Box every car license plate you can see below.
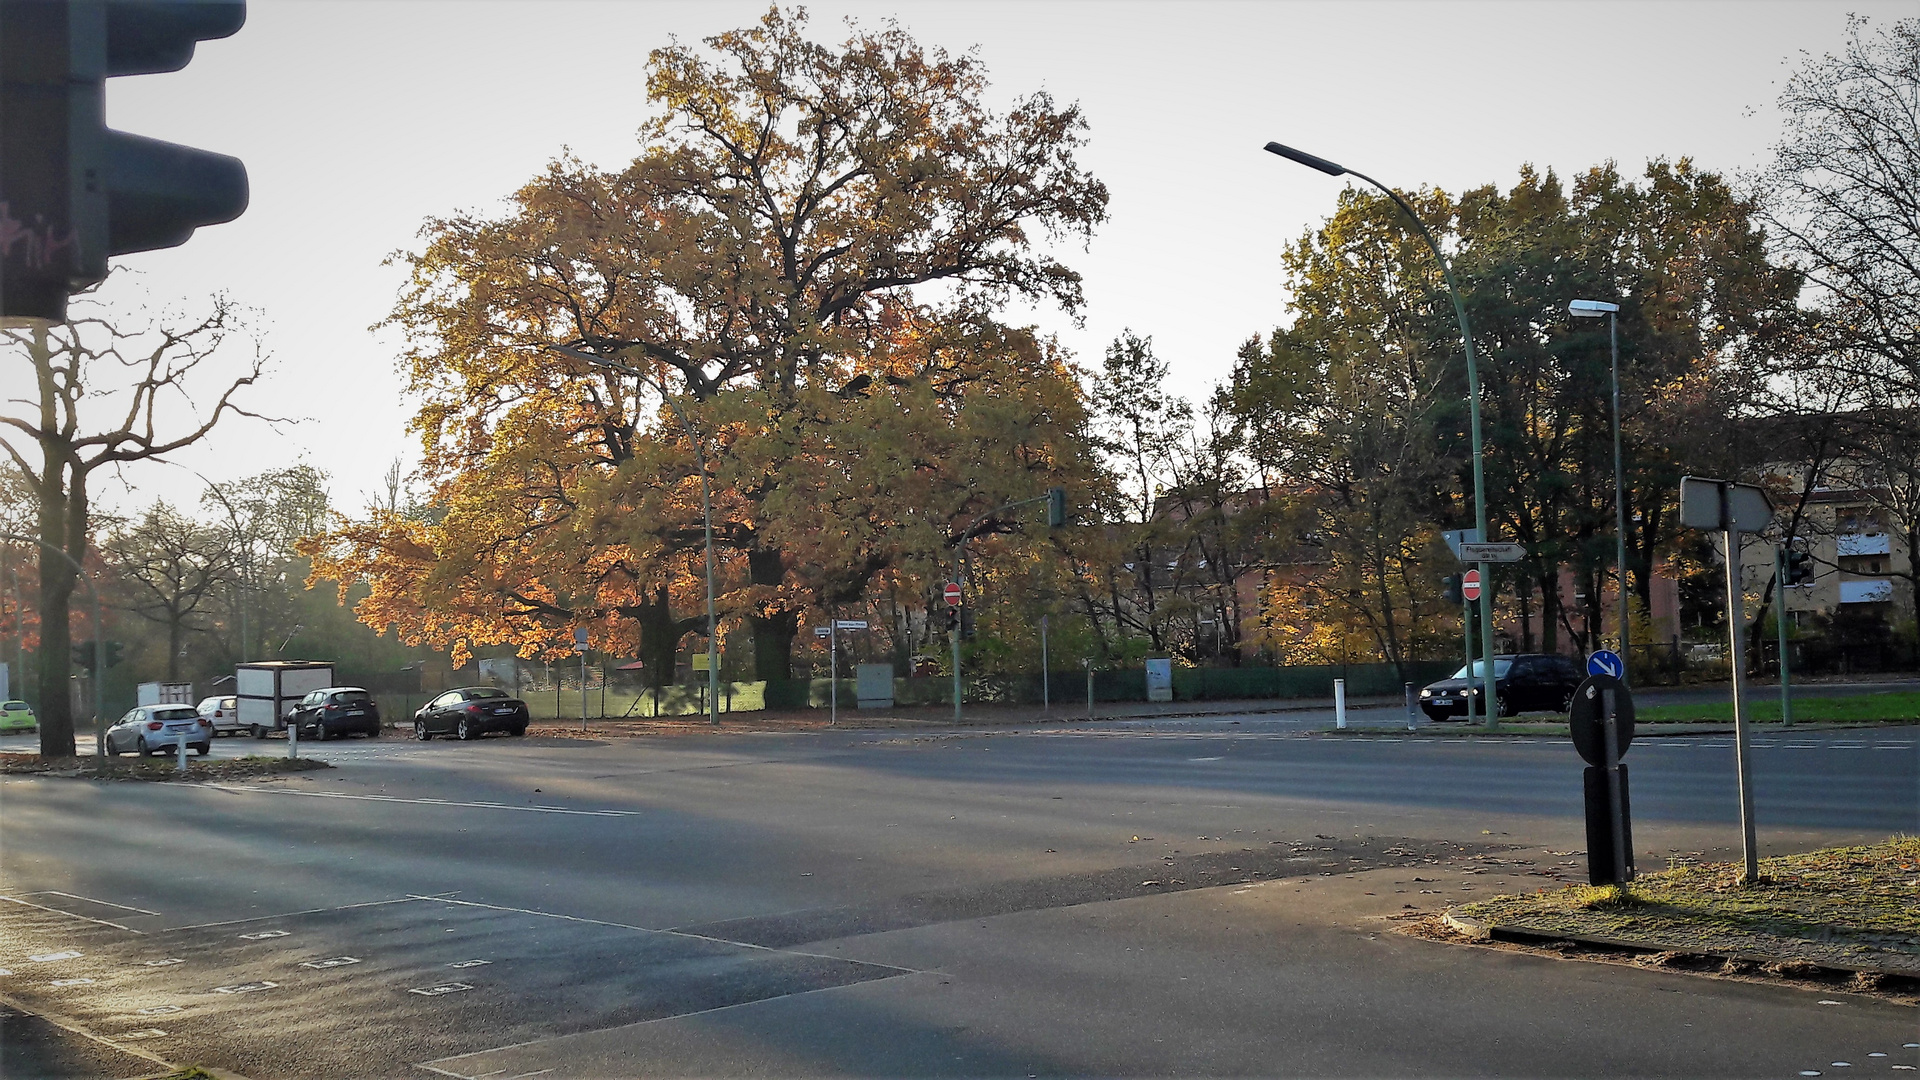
[1433,697,1451,704]
[344,710,363,716]
[494,707,513,714]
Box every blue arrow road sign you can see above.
[1587,650,1625,678]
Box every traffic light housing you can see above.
[1785,549,1814,587]
[1,0,249,322]
[1046,486,1067,528]
[944,607,959,633]
[71,638,122,672]
[1442,574,1464,606]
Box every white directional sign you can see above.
[1457,542,1527,563]
[813,626,832,638]
[834,620,869,630]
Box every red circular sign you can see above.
[1462,569,1482,601]
[944,582,963,606]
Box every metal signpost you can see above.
[1462,570,1485,724]
[822,620,868,727]
[1679,475,1774,882]
[944,582,964,721]
[573,627,589,732]
[1569,672,1636,884]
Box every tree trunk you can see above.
[34,454,77,758]
[746,547,796,680]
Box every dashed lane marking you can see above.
[408,982,474,997]
[26,951,82,963]
[212,980,277,994]
[2,896,141,933]
[207,785,641,817]
[21,891,158,916]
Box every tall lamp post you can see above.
[1264,142,1498,721]
[1569,299,1629,672]
[546,343,721,727]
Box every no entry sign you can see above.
[1462,569,1482,601]
[944,582,963,606]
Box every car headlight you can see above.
[1419,689,1432,698]
[1465,687,1479,695]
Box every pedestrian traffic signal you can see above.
[1047,487,1067,528]
[1442,574,1464,606]
[1784,549,1814,587]
[944,607,959,633]
[1,0,249,322]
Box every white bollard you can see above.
[1334,678,1347,729]
[176,729,188,772]
[1405,682,1418,731]
[288,716,298,759]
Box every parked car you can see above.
[105,704,210,756]
[195,695,243,737]
[1419,653,1583,721]
[0,700,36,735]
[284,687,383,741]
[413,686,530,741]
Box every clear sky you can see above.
[75,0,1906,515]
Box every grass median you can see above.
[1447,837,1920,983]
[1636,689,1920,724]
[0,753,331,781]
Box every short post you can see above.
[829,621,839,729]
[288,713,298,759]
[176,729,188,773]
[1334,678,1347,729]
[1084,659,1094,720]
[1601,685,1630,883]
[1725,519,1759,882]
[1404,682,1417,731]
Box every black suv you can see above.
[285,687,383,740]
[1419,653,1582,721]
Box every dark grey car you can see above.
[1419,653,1582,721]
[413,686,530,740]
[285,687,383,740]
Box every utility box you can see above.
[236,661,334,737]
[137,681,195,707]
[855,664,895,709]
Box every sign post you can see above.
[574,627,589,732]
[825,620,868,727]
[1570,673,1636,885]
[945,581,964,722]
[1462,569,1486,725]
[1679,475,1773,882]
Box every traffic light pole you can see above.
[949,488,1067,725]
[1776,545,1792,727]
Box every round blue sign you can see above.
[1587,650,1625,679]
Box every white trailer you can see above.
[137,681,195,706]
[236,661,334,738]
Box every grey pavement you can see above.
[1,716,1914,1078]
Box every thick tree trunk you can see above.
[34,465,76,758]
[746,547,797,680]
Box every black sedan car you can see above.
[414,686,530,740]
[1418,653,1582,721]
[285,687,383,740]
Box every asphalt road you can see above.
[1,717,1914,1079]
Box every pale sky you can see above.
[71,0,1906,515]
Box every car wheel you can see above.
[106,737,122,757]
[194,743,209,756]
[457,717,473,741]
[1496,692,1516,718]
[137,737,150,757]
[311,722,328,742]
[511,724,527,737]
[1556,689,1575,713]
[415,719,431,741]
[251,724,265,739]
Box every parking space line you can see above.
[207,785,641,817]
[167,894,425,932]
[0,989,172,1067]
[23,891,159,916]
[0,895,142,934]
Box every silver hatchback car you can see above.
[196,695,243,737]
[106,704,211,756]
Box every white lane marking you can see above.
[136,1005,181,1015]
[49,978,94,987]
[1829,743,1868,749]
[239,930,289,941]
[23,891,159,916]
[168,894,427,932]
[0,969,11,976]
[1872,745,1912,750]
[28,951,82,963]
[213,981,277,994]
[116,1028,167,1040]
[1187,756,1223,762]
[143,958,184,967]
[448,959,491,969]
[300,956,360,969]
[208,785,640,817]
[1,896,140,933]
[409,982,474,996]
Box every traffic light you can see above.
[1442,574,1464,606]
[944,607,959,633]
[1046,486,1067,528]
[1,0,249,322]
[70,638,122,672]
[1785,549,1815,587]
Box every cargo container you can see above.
[236,661,334,738]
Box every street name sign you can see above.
[1457,542,1526,563]
[835,620,869,630]
[813,626,832,638]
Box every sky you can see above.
[47,0,1910,516]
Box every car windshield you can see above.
[153,706,199,721]
[467,688,508,700]
[3,701,27,710]
[1450,660,1514,680]
[331,690,373,704]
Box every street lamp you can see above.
[1264,141,1498,721]
[1570,298,1628,671]
[545,343,721,727]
